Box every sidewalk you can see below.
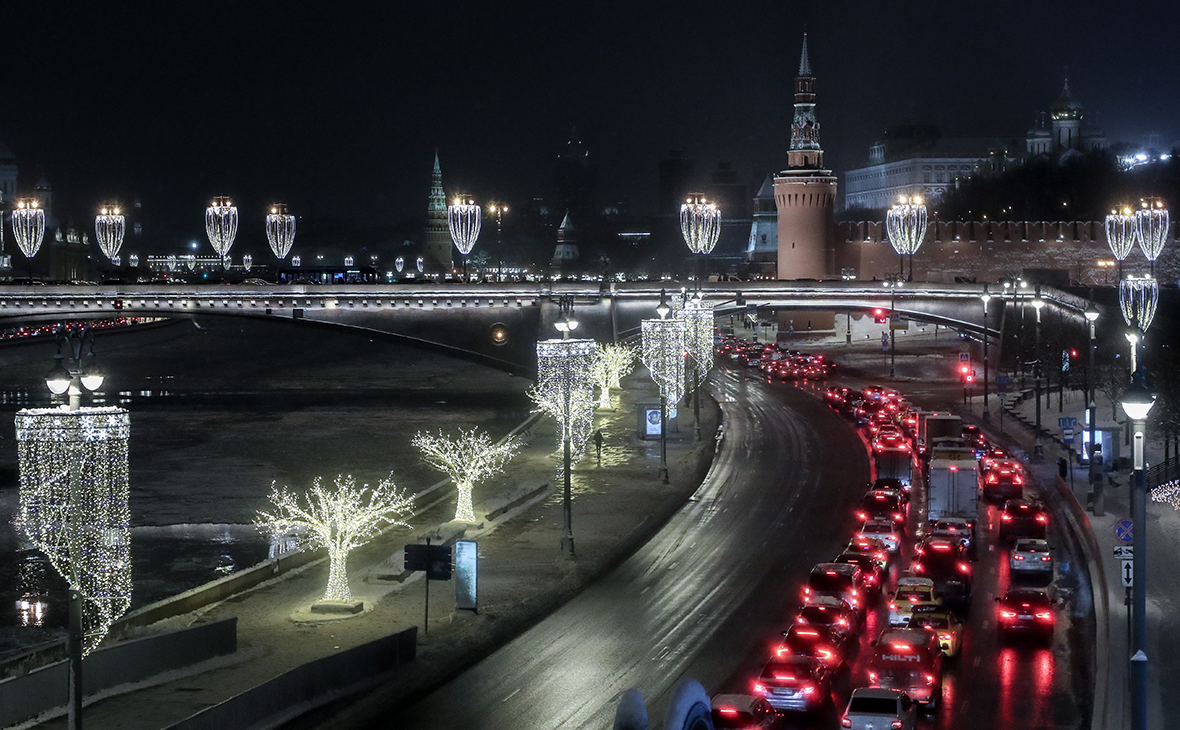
[28,369,721,730]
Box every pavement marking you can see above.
[502,689,521,703]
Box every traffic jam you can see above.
[711,338,1064,730]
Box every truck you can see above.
[917,413,962,459]
[875,448,914,488]
[925,443,979,529]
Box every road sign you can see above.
[996,374,1010,393]
[405,542,453,580]
[960,343,969,352]
[1115,519,1134,545]
[1121,560,1134,588]
[890,312,909,331]
[1058,417,1078,430]
[881,332,889,351]
[1113,546,1134,559]
[998,392,1007,404]
[1063,428,1075,444]
[958,352,970,362]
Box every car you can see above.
[856,491,907,531]
[1010,538,1053,575]
[961,424,989,457]
[999,499,1049,541]
[872,429,912,455]
[872,476,909,497]
[912,536,973,608]
[776,624,846,670]
[982,467,1025,503]
[793,595,858,644]
[833,551,886,594]
[867,628,944,708]
[841,688,918,730]
[872,483,910,507]
[804,563,865,613]
[858,518,902,553]
[238,277,271,285]
[929,517,975,557]
[711,694,778,728]
[888,578,938,627]
[906,602,965,657]
[996,588,1055,642]
[753,655,833,713]
[845,536,891,570]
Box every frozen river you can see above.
[0,316,533,656]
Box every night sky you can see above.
[2,1,1178,250]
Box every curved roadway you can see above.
[382,369,871,728]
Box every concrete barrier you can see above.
[165,626,416,730]
[481,481,552,522]
[0,618,237,728]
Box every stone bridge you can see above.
[0,282,1093,377]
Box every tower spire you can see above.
[428,149,446,213]
[788,34,823,169]
[798,33,812,77]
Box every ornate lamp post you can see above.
[1032,287,1046,457]
[1120,370,1156,730]
[94,204,125,266]
[206,197,238,269]
[882,274,904,377]
[536,298,596,555]
[1084,302,1102,514]
[447,196,481,282]
[642,290,685,483]
[1106,206,1137,279]
[886,195,928,281]
[680,194,721,286]
[13,198,46,278]
[981,284,992,421]
[266,203,296,260]
[1134,197,1168,277]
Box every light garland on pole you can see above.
[205,197,238,263]
[680,194,720,284]
[590,343,638,409]
[886,195,928,281]
[682,295,714,387]
[1106,206,1137,278]
[1119,274,1159,372]
[17,406,131,656]
[255,474,414,603]
[266,203,296,260]
[95,204,126,264]
[412,427,522,523]
[1135,198,1169,277]
[643,291,686,481]
[447,196,481,282]
[13,198,46,260]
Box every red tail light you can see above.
[868,671,878,682]
[842,719,852,728]
[1001,513,1013,521]
[893,512,904,521]
[958,561,971,573]
[891,721,904,730]
[1000,609,1016,619]
[889,601,898,610]
[1036,514,1048,524]
[802,684,817,695]
[1041,555,1052,561]
[912,562,924,573]
[753,681,766,694]
[718,707,738,716]
[1036,611,1053,621]
[1014,555,1025,560]
[925,673,936,685]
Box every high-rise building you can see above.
[774,33,837,281]
[422,150,451,275]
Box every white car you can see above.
[1010,538,1053,574]
[888,577,937,627]
[841,688,917,730]
[858,519,901,553]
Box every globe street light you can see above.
[1032,287,1046,457]
[94,204,126,266]
[447,196,481,282]
[1120,368,1156,730]
[1106,206,1137,279]
[13,198,45,279]
[886,195,928,281]
[1134,197,1168,277]
[1084,301,1102,515]
[206,197,238,269]
[680,194,721,286]
[266,203,296,260]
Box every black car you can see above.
[999,499,1049,541]
[856,490,907,531]
[996,588,1054,642]
[912,536,973,608]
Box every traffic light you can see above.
[959,364,975,383]
[874,308,888,324]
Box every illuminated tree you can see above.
[590,343,638,408]
[412,428,522,522]
[255,474,413,603]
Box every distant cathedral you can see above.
[1025,76,1107,158]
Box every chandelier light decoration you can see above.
[589,343,638,409]
[1119,275,1159,333]
[886,195,928,280]
[111,256,121,267]
[94,204,126,263]
[344,256,354,267]
[292,255,302,267]
[16,406,131,655]
[1134,198,1169,274]
[395,256,405,273]
[255,474,414,603]
[416,256,424,273]
[532,338,598,465]
[186,255,197,271]
[242,253,253,271]
[680,194,721,255]
[1105,206,1137,273]
[412,428,523,523]
[167,255,178,272]
[205,197,239,259]
[265,203,296,260]
[12,198,46,260]
[682,295,715,388]
[642,317,688,408]
[447,196,482,256]
[129,254,139,268]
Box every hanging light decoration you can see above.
[111,256,121,267]
[12,198,46,260]
[1134,197,1169,274]
[344,256,354,267]
[682,295,715,387]
[242,253,253,271]
[167,255,178,272]
[222,255,232,269]
[642,317,688,408]
[886,195,928,280]
[1105,206,1137,270]
[186,255,196,271]
[680,194,721,255]
[265,203,296,260]
[16,406,131,656]
[447,196,482,256]
[292,255,302,267]
[1119,275,1159,333]
[416,256,424,273]
[534,338,598,464]
[205,196,238,259]
[129,254,139,268]
[94,204,126,263]
[395,256,405,273]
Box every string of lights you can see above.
[13,198,46,260]
[94,205,126,263]
[205,197,239,259]
[265,204,296,260]
[412,428,523,523]
[255,474,414,603]
[1151,479,1180,510]
[533,338,597,466]
[1119,275,1159,332]
[1135,198,1169,265]
[16,406,131,655]
[590,343,638,409]
[642,317,687,406]
[1106,207,1137,263]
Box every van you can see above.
[868,628,944,709]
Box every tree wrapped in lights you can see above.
[532,338,598,465]
[886,196,928,280]
[13,198,46,260]
[205,196,238,260]
[16,406,131,655]
[1152,479,1180,510]
[412,427,522,522]
[1106,207,1137,276]
[447,196,481,281]
[95,205,126,263]
[255,474,413,603]
[266,203,296,260]
[590,343,638,409]
[1135,198,1169,275]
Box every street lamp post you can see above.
[1120,370,1156,730]
[981,284,992,421]
[1085,301,1102,515]
[1032,287,1045,458]
[841,268,856,344]
[883,274,903,377]
[642,290,684,484]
